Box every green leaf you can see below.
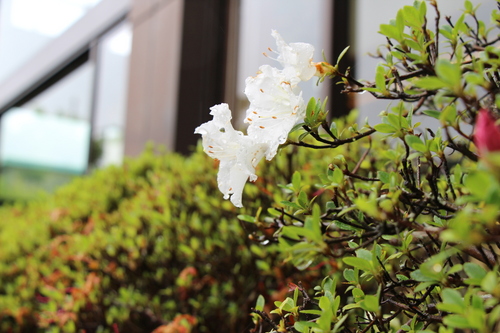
[237,214,256,223]
[297,190,309,209]
[255,295,265,311]
[405,135,427,153]
[374,123,397,134]
[464,263,487,285]
[379,24,402,41]
[422,110,441,119]
[360,294,379,313]
[438,288,465,314]
[336,46,350,65]
[292,171,302,192]
[343,257,372,272]
[293,321,313,333]
[375,65,388,94]
[443,315,471,329]
[329,121,338,138]
[403,5,423,29]
[343,268,357,283]
[281,200,303,210]
[481,271,498,293]
[413,77,447,90]
[440,104,457,124]
[435,59,462,88]
[355,248,373,262]
[410,269,439,282]
[279,297,295,312]
[332,167,344,185]
[378,171,390,184]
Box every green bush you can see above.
[0,144,333,333]
[242,1,500,332]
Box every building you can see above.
[0,0,493,200]
[0,0,349,200]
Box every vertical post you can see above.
[330,0,354,118]
[175,0,230,154]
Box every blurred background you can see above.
[0,0,494,201]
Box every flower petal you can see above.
[271,30,316,81]
[244,65,305,160]
[195,103,267,207]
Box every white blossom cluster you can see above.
[195,31,318,207]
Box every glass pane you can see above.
[93,21,132,167]
[0,62,94,200]
[235,0,332,126]
[353,0,497,124]
[0,0,102,83]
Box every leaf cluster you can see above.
[247,1,500,332]
[0,144,334,333]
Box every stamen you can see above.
[247,118,253,121]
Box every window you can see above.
[0,0,132,200]
[234,0,332,126]
[0,0,102,84]
[0,62,94,200]
[92,21,132,167]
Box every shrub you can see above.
[0,144,333,333]
[228,1,500,332]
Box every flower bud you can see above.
[474,108,500,181]
[474,108,500,155]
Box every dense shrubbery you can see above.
[3,1,500,333]
[0,143,335,333]
[244,1,500,332]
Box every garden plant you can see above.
[195,0,500,332]
[1,1,500,333]
[0,143,336,332]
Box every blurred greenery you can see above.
[0,143,333,333]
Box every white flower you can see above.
[271,30,316,82]
[244,65,305,160]
[194,103,267,207]
[195,31,319,207]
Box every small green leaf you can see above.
[378,171,390,184]
[481,271,498,293]
[375,65,388,94]
[292,171,302,192]
[405,135,427,153]
[297,191,309,209]
[413,77,447,90]
[336,46,350,65]
[360,294,379,313]
[464,263,487,285]
[435,59,462,88]
[237,214,256,223]
[422,110,441,119]
[443,315,471,329]
[374,123,397,134]
[343,257,372,272]
[255,295,265,311]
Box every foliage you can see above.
[248,1,500,332]
[0,144,333,333]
